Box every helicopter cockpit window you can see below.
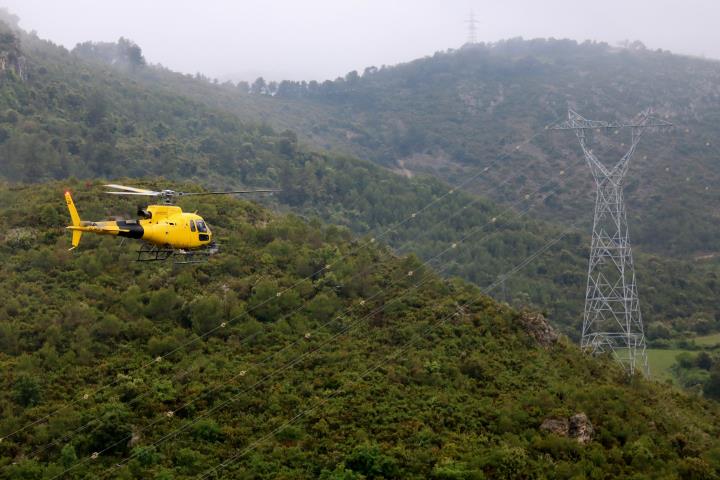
[190,220,196,232]
[196,220,208,233]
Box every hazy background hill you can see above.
[125,38,720,260]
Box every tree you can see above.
[696,352,713,370]
[705,367,720,400]
[248,280,301,323]
[191,419,223,442]
[13,376,41,406]
[251,77,267,95]
[132,445,159,467]
[85,91,108,127]
[118,37,145,69]
[345,70,360,84]
[319,465,364,480]
[0,322,19,354]
[363,66,378,76]
[306,292,341,322]
[145,288,180,321]
[60,444,78,468]
[92,314,123,341]
[190,295,224,335]
[175,448,205,475]
[345,444,399,478]
[236,80,249,93]
[87,403,133,454]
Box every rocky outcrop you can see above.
[0,30,25,80]
[540,413,594,444]
[0,52,25,79]
[539,417,569,436]
[128,428,142,448]
[519,311,558,347]
[569,413,594,445]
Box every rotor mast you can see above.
[550,109,672,375]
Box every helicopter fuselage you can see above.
[65,193,213,250]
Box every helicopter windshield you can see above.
[196,220,208,233]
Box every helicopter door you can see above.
[189,220,197,245]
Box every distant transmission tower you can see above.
[466,11,478,44]
[550,109,672,375]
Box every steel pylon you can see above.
[550,109,672,375]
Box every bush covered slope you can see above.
[1,182,720,479]
[0,21,718,338]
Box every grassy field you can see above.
[647,349,687,383]
[648,335,720,383]
[694,332,720,347]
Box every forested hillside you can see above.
[0,18,719,339]
[2,182,720,479]
[129,38,720,259]
[1,8,720,478]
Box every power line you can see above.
[5,128,548,453]
[88,175,569,479]
[197,223,577,479]
[19,140,543,462]
[0,135,529,445]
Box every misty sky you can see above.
[3,0,719,81]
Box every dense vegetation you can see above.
[649,334,720,396]
[672,350,720,398]
[2,182,720,479]
[0,18,718,339]
[135,37,720,260]
[0,8,719,477]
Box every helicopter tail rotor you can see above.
[64,191,83,250]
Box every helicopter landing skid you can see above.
[136,244,174,262]
[136,243,218,264]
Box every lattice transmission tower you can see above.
[550,109,672,375]
[466,11,478,44]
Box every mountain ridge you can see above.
[1,181,720,478]
[130,37,720,259]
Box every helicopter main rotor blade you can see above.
[104,191,159,196]
[178,189,281,196]
[104,184,160,195]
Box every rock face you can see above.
[569,413,594,445]
[540,413,594,444]
[128,428,141,448]
[540,418,569,436]
[519,311,558,347]
[0,30,25,80]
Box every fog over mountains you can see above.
[3,0,720,81]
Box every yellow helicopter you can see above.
[65,184,278,263]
